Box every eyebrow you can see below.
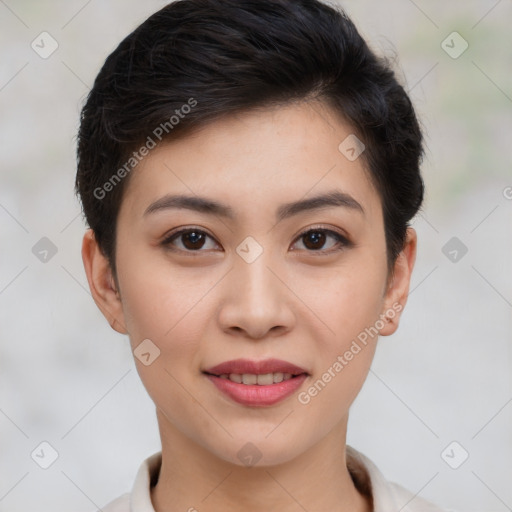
[143,190,365,222]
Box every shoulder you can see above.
[96,452,162,512]
[381,480,449,512]
[346,445,450,512]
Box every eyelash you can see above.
[160,225,352,255]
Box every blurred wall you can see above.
[0,1,511,510]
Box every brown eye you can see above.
[161,228,220,252]
[292,228,350,253]
[180,231,207,250]
[303,231,327,250]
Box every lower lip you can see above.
[205,373,308,407]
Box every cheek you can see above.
[295,256,385,404]
[117,251,214,345]
[300,255,386,342]
[116,257,212,416]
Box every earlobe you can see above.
[81,229,128,335]
[379,227,417,336]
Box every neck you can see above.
[150,409,372,512]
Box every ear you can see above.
[81,229,128,335]
[378,227,417,336]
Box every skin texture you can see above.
[82,101,417,512]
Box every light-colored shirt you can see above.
[99,446,450,512]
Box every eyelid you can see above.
[294,224,350,242]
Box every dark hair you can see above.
[75,0,424,277]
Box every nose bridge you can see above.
[217,237,294,338]
[234,239,281,309]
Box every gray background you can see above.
[0,1,511,511]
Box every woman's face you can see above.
[84,101,415,466]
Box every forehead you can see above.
[118,102,382,223]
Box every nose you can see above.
[217,250,296,340]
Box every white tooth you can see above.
[273,372,284,383]
[242,374,257,385]
[229,373,242,383]
[220,374,229,379]
[257,373,274,385]
[283,373,292,381]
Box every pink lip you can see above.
[203,358,309,407]
[205,373,308,407]
[204,358,308,376]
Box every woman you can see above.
[76,0,448,510]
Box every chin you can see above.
[205,432,309,469]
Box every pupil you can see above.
[185,232,204,249]
[305,231,325,250]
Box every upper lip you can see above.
[203,358,309,376]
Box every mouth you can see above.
[202,358,309,406]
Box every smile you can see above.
[203,358,310,407]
